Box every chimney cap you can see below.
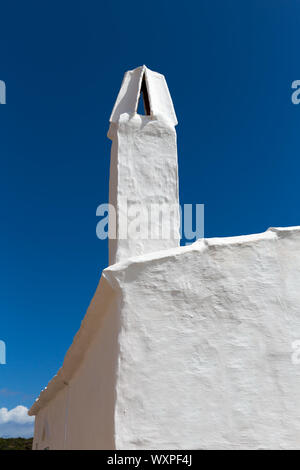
[109,65,177,126]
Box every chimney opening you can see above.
[137,73,151,116]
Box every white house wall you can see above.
[32,226,300,449]
[33,387,68,450]
[33,294,119,450]
[29,64,300,450]
[65,297,119,450]
[105,227,300,450]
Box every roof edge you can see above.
[29,225,300,415]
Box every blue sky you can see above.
[1,0,300,436]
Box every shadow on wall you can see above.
[32,278,120,450]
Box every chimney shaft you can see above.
[108,66,180,265]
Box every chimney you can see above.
[108,65,180,265]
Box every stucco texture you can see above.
[106,227,300,449]
[30,65,300,449]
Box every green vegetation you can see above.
[0,437,33,450]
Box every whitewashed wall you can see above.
[30,64,300,449]
[105,227,300,450]
[33,293,119,450]
[33,227,300,449]
[108,65,180,265]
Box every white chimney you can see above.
[108,65,180,265]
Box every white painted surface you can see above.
[108,65,180,265]
[108,113,180,265]
[110,65,177,126]
[31,227,300,449]
[32,284,119,450]
[30,65,300,450]
[101,227,300,449]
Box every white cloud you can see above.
[0,406,35,438]
[0,406,34,425]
